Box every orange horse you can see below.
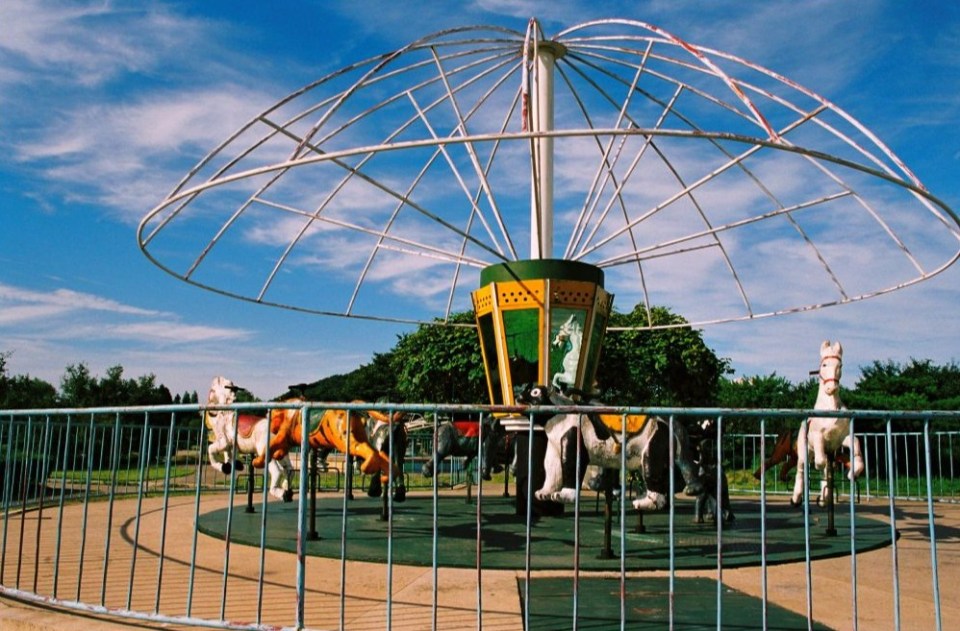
[753,428,854,482]
[267,402,405,500]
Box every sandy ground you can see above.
[1,488,956,630]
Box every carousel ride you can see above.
[140,18,960,563]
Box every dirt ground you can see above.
[1,489,956,630]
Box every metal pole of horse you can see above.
[308,450,319,540]
[825,456,837,536]
[246,455,255,513]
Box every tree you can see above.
[285,352,399,402]
[59,363,99,408]
[0,353,58,409]
[716,373,817,433]
[390,311,488,404]
[598,305,731,406]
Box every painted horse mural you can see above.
[267,403,406,502]
[790,340,865,506]
[205,376,293,501]
[551,314,583,391]
[518,385,705,512]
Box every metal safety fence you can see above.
[1,402,958,630]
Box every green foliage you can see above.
[599,305,731,406]
[390,311,487,404]
[716,374,819,433]
[59,363,172,409]
[288,352,399,402]
[0,352,58,409]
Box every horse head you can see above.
[205,376,239,431]
[817,340,843,396]
[552,314,582,347]
[208,376,237,406]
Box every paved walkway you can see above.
[1,489,957,630]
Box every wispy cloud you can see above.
[0,282,250,344]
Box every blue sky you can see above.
[2,1,959,400]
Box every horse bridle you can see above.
[810,354,842,385]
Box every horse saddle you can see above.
[236,414,263,439]
[591,413,649,438]
[452,419,481,438]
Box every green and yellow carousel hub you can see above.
[472,259,613,406]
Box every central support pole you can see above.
[529,40,564,259]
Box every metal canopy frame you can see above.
[139,18,960,329]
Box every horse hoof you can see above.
[394,488,406,503]
[221,463,232,475]
[234,461,245,473]
[283,490,293,503]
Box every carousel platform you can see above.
[197,491,891,572]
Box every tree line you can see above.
[4,305,960,432]
[0,352,193,411]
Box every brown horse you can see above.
[267,402,405,501]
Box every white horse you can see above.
[205,376,293,501]
[551,315,583,390]
[790,341,865,506]
[520,385,703,512]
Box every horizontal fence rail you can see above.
[1,402,958,630]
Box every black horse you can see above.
[421,415,510,481]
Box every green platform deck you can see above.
[197,492,891,572]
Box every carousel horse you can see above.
[267,402,406,502]
[552,314,583,391]
[421,415,510,481]
[753,427,855,486]
[363,412,408,500]
[790,340,865,506]
[205,376,293,501]
[518,385,705,512]
[688,419,734,525]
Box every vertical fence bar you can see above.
[523,410,535,631]
[668,414,676,631]
[52,414,74,598]
[100,412,122,606]
[475,411,484,631]
[155,411,176,613]
[186,408,206,618]
[923,418,943,630]
[620,412,627,631]
[30,415,52,594]
[848,417,858,631]
[256,411,271,626]
[339,406,350,631]
[715,414,724,631]
[759,417,768,631]
[219,404,244,621]
[126,412,151,609]
[14,416,35,589]
[799,418,813,630]
[571,418,581,631]
[295,403,311,630]
[76,413,96,601]
[0,417,16,585]
[885,418,901,630]
[431,410,439,631]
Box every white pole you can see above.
[530,42,560,259]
